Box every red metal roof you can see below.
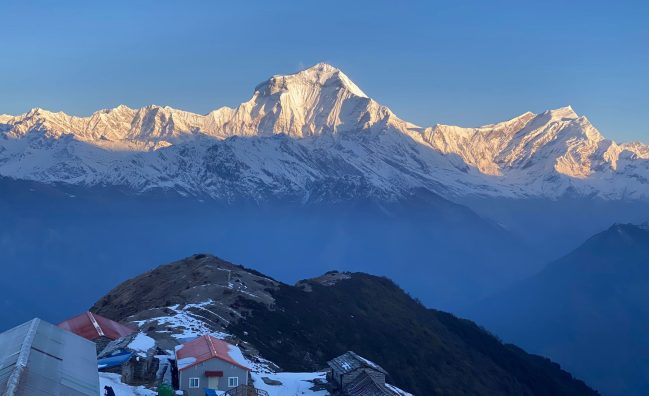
[57,311,135,341]
[175,335,250,372]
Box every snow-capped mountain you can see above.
[424,106,649,199]
[1,62,648,201]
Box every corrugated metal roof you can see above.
[174,335,249,372]
[327,351,388,376]
[344,370,397,396]
[58,311,135,341]
[0,318,99,396]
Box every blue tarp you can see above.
[203,389,224,396]
[97,351,133,369]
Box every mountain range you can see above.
[2,63,649,202]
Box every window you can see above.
[189,378,200,388]
[228,377,239,387]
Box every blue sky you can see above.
[1,1,647,141]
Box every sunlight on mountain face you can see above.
[2,63,649,202]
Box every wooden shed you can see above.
[327,351,401,396]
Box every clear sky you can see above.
[1,1,647,142]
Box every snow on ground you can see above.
[128,332,155,356]
[99,372,155,396]
[251,372,329,396]
[132,300,230,340]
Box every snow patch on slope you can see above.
[127,333,155,357]
[133,301,230,340]
[251,372,329,396]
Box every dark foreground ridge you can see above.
[93,254,597,395]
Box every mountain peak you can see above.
[303,62,340,73]
[27,107,47,116]
[255,62,368,99]
[545,105,578,120]
[113,104,133,112]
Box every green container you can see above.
[157,383,175,396]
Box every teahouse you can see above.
[175,335,250,395]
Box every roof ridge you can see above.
[86,311,105,337]
[206,335,218,358]
[5,318,40,396]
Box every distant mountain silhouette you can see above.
[469,223,649,395]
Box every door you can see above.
[208,376,219,389]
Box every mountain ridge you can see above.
[91,253,598,396]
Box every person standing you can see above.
[104,385,116,396]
